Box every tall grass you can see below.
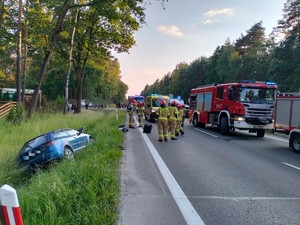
[0,109,126,225]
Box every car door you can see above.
[67,129,88,152]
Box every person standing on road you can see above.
[156,100,169,142]
[168,101,178,140]
[176,104,185,136]
[127,99,137,128]
[137,102,145,127]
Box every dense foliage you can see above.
[141,0,300,102]
[0,0,168,116]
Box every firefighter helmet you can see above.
[171,101,177,106]
[160,100,166,107]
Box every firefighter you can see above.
[127,99,137,128]
[168,101,178,140]
[137,102,145,127]
[176,104,185,136]
[156,100,169,142]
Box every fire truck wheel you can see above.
[256,129,265,137]
[292,137,300,153]
[193,115,199,127]
[220,117,229,135]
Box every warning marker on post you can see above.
[0,184,24,225]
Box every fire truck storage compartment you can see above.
[196,92,212,111]
[274,96,300,132]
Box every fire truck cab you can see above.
[189,80,277,137]
[128,95,144,105]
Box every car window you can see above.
[66,129,78,136]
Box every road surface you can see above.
[118,115,300,225]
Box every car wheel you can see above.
[292,137,300,153]
[64,147,74,160]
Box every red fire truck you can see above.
[188,80,277,137]
[273,93,300,153]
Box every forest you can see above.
[141,0,300,103]
[0,0,169,116]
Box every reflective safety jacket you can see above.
[127,103,137,114]
[156,107,169,120]
[137,106,144,116]
[177,108,184,120]
[168,106,178,120]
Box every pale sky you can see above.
[113,0,286,97]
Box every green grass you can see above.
[0,109,126,225]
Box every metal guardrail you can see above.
[0,101,17,118]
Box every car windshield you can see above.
[152,98,170,107]
[152,99,160,107]
[239,88,275,104]
[135,97,144,103]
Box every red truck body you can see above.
[274,95,300,133]
[189,80,277,137]
[273,94,300,153]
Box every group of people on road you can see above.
[127,99,145,128]
[156,100,185,142]
[127,98,185,142]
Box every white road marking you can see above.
[194,128,218,138]
[187,196,300,200]
[134,119,206,225]
[265,135,289,143]
[282,162,300,171]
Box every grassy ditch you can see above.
[0,109,125,225]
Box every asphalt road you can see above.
[118,114,300,225]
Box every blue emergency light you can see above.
[265,81,277,85]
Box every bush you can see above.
[6,105,25,125]
[42,96,65,113]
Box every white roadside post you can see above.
[115,108,119,120]
[0,184,24,225]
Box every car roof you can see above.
[26,128,74,141]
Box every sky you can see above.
[113,0,287,97]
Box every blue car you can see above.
[17,127,95,169]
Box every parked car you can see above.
[17,127,95,169]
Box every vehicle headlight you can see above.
[234,116,245,121]
[151,109,156,113]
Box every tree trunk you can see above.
[64,2,79,114]
[22,0,29,104]
[0,0,5,29]
[28,0,71,117]
[75,53,87,114]
[16,0,22,104]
